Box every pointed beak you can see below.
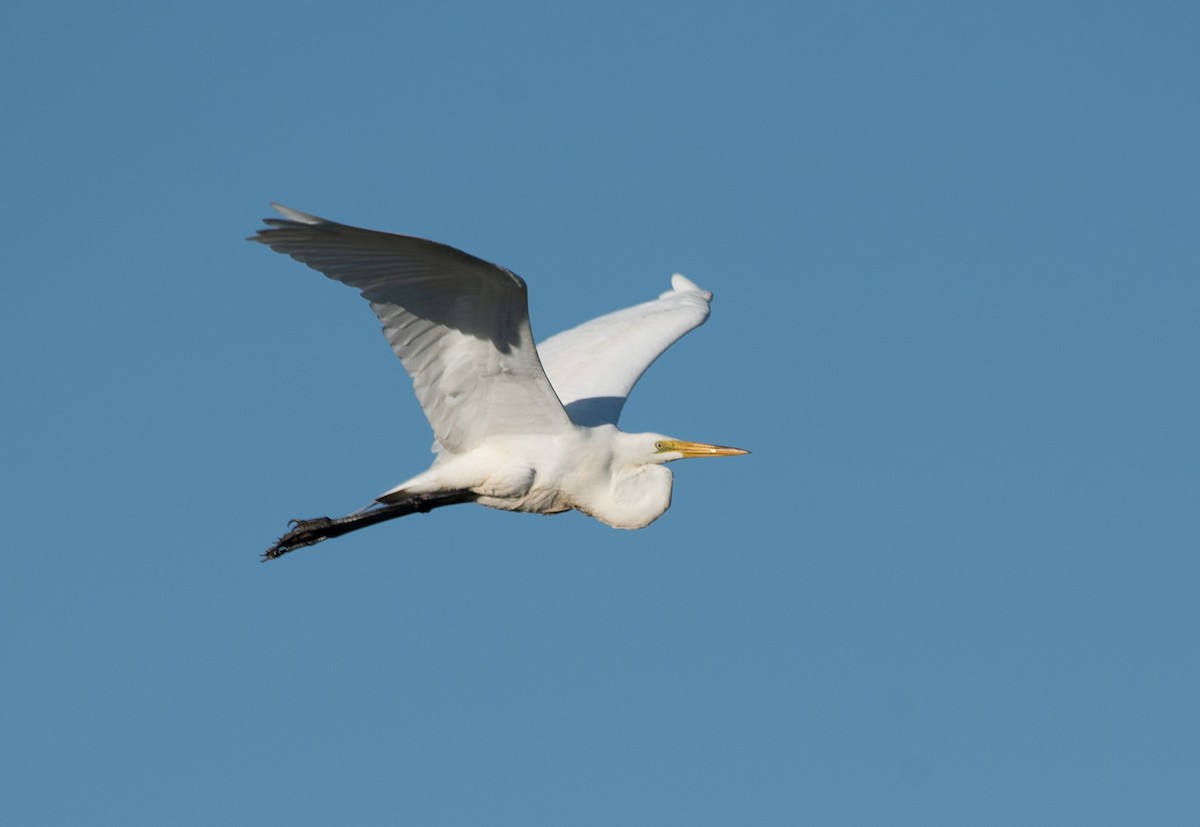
[660,439,750,459]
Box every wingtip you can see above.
[268,203,324,224]
[247,203,327,244]
[667,273,712,301]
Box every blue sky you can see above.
[3,1,1197,823]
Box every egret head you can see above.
[600,433,749,529]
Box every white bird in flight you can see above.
[251,204,748,560]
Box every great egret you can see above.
[251,204,747,560]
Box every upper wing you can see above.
[536,274,712,427]
[250,204,570,453]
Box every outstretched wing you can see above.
[251,204,570,453]
[536,274,712,427]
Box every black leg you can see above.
[263,491,477,561]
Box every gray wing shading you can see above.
[536,275,713,427]
[250,204,570,453]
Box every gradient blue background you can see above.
[3,1,1197,823]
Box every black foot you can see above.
[263,517,334,561]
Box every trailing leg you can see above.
[263,491,477,561]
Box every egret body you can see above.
[251,205,747,559]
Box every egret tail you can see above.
[263,491,478,561]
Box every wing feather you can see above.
[250,204,569,452]
[537,275,712,426]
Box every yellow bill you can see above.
[656,439,750,459]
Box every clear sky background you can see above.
[2,1,1197,823]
